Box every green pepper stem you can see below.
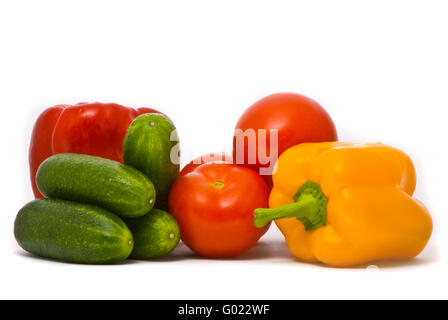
[253,180,327,231]
[254,195,318,227]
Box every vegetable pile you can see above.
[17,108,180,264]
[14,94,433,267]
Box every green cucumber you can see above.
[124,209,180,259]
[14,199,133,264]
[36,153,155,218]
[123,113,179,209]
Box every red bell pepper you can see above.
[29,102,159,198]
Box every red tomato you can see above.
[180,152,232,176]
[233,93,337,183]
[168,162,270,258]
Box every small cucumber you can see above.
[36,153,155,218]
[14,199,133,264]
[123,113,180,209]
[124,209,180,259]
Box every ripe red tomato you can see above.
[233,93,337,183]
[168,162,270,258]
[180,152,232,176]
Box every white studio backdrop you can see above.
[0,0,447,299]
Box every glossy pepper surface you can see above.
[254,142,433,267]
[29,102,159,198]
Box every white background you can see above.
[0,0,447,299]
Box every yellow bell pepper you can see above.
[254,142,432,267]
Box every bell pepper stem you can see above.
[253,180,327,231]
[254,195,317,227]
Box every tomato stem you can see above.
[212,180,225,190]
